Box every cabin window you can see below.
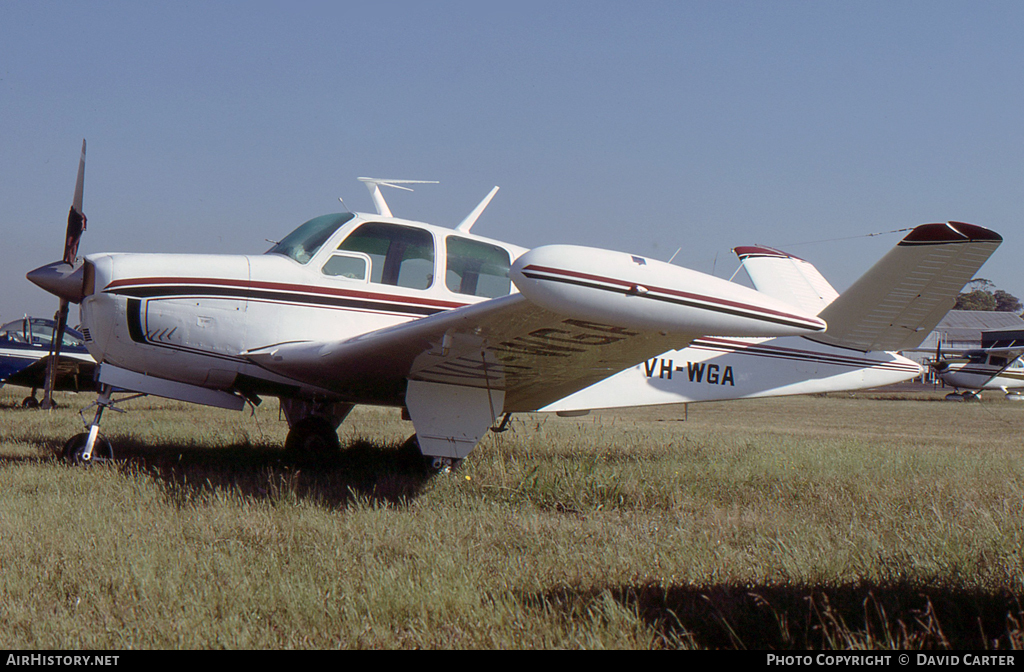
[336,222,435,289]
[444,236,512,298]
[267,213,356,264]
[321,252,369,281]
[989,356,1008,368]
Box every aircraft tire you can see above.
[285,416,341,460]
[62,433,113,465]
[21,397,39,409]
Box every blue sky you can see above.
[2,1,1022,322]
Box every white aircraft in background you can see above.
[545,222,1003,412]
[930,330,1024,401]
[27,144,1002,468]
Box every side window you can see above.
[321,252,369,281]
[445,236,512,298]
[336,222,435,290]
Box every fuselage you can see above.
[80,212,526,405]
[543,335,921,411]
[936,351,1024,392]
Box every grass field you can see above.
[1,385,1022,649]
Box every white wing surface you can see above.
[810,222,1002,352]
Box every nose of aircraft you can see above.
[27,260,86,303]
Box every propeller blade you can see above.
[41,140,87,410]
[63,139,87,265]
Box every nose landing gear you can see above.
[61,384,133,465]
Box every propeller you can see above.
[39,140,87,410]
[927,334,951,375]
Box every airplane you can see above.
[26,144,1002,469]
[0,316,97,408]
[542,222,1003,412]
[930,330,1024,401]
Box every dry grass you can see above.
[0,385,1022,648]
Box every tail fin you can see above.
[734,245,839,315]
[737,222,1002,352]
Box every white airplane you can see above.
[931,331,1024,401]
[544,222,1003,412]
[27,145,1001,468]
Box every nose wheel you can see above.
[62,432,113,464]
[61,384,129,465]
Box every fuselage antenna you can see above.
[357,178,439,218]
[456,186,499,233]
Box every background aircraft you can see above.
[0,316,96,407]
[930,328,1024,400]
[26,146,1001,469]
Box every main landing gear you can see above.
[280,398,352,463]
[284,415,342,460]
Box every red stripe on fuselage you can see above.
[521,264,824,328]
[691,337,919,371]
[104,276,470,310]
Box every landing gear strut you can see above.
[62,384,120,464]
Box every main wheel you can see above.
[285,416,341,461]
[62,433,114,465]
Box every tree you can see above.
[954,290,997,311]
[994,290,1023,313]
[953,278,1022,313]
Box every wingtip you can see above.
[900,222,1002,245]
[733,245,807,262]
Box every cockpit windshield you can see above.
[266,213,356,264]
[0,318,86,348]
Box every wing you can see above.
[244,292,686,413]
[809,222,1002,352]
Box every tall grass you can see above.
[0,386,1022,648]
